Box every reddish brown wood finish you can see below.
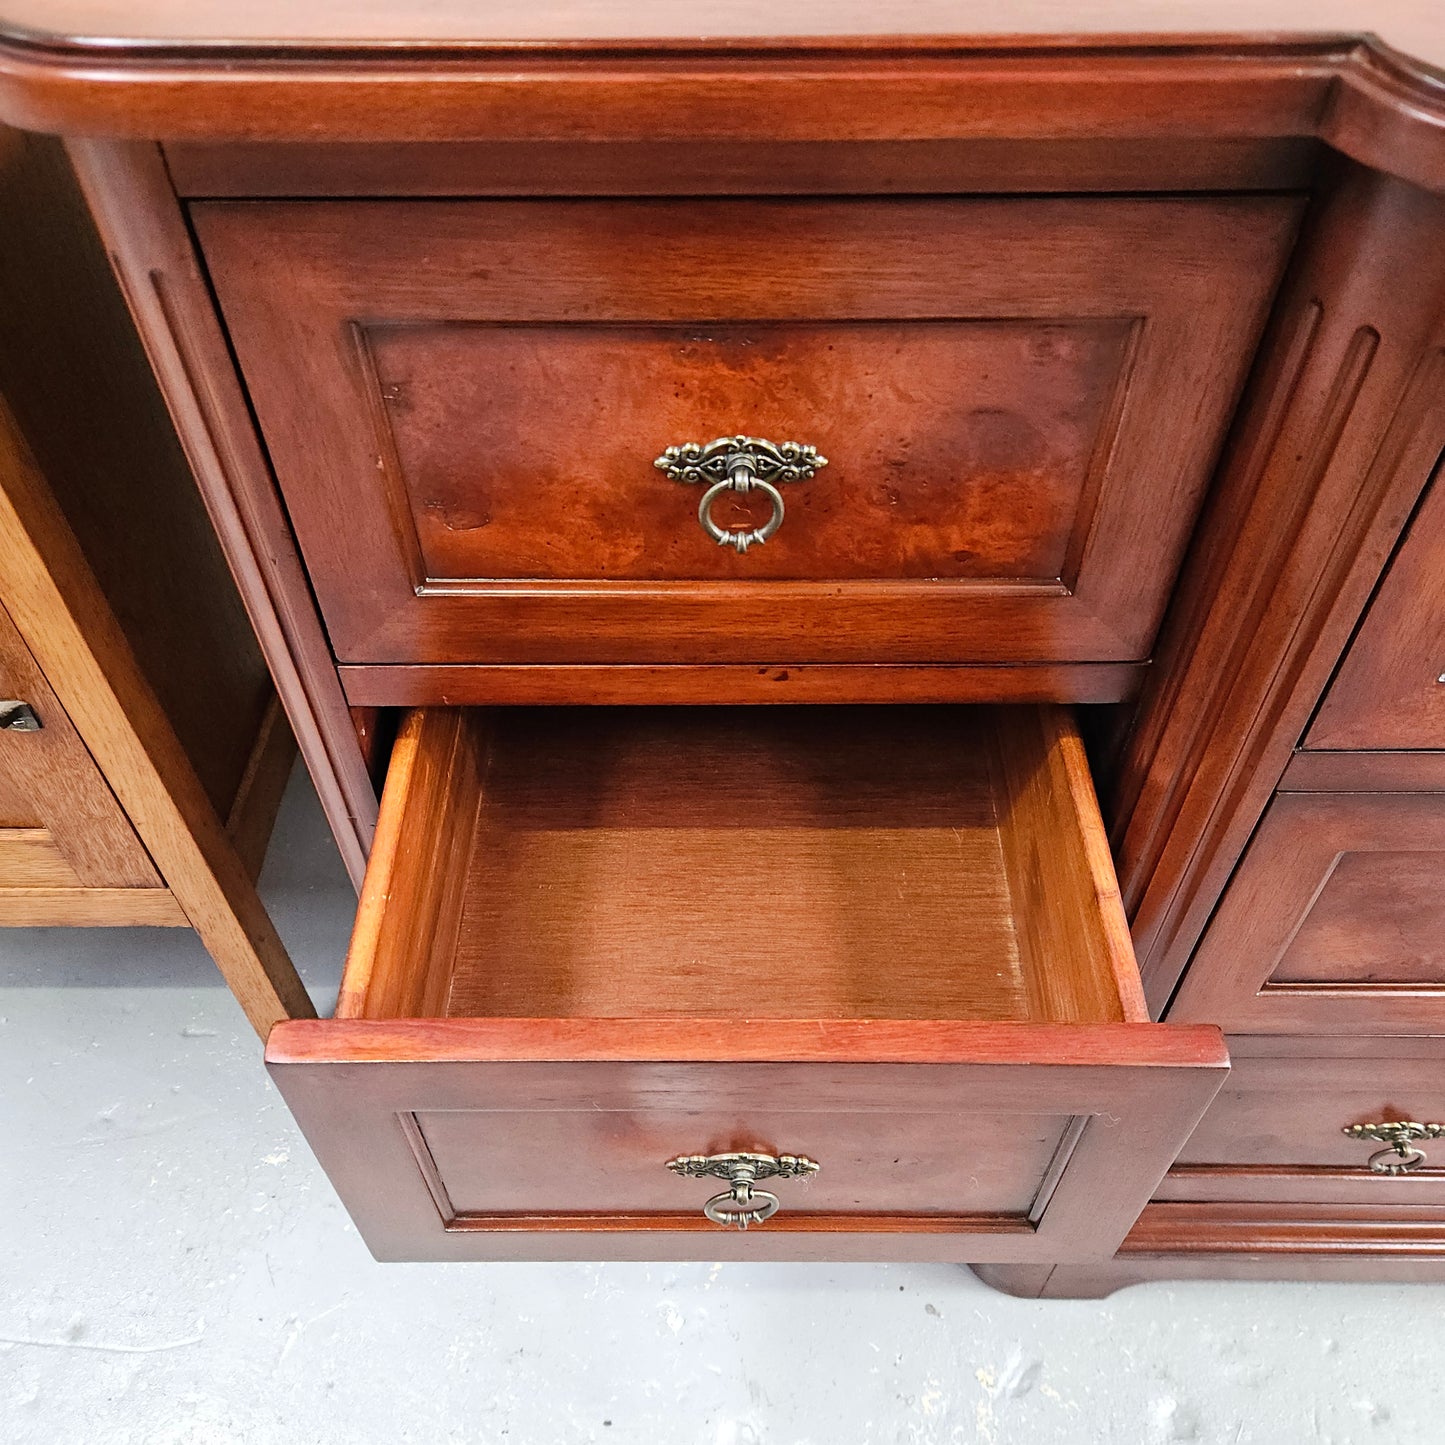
[1169,790,1445,1034]
[975,1206,1445,1295]
[1157,1043,1445,1205]
[194,195,1296,672]
[1109,163,1445,1015]
[20,8,1445,1282]
[1306,462,1445,751]
[339,662,1146,707]
[0,29,1442,198]
[64,139,377,886]
[978,1037,1445,1293]
[265,702,1223,1261]
[163,136,1323,200]
[268,1018,1226,1262]
[1279,749,1445,792]
[343,706,1145,1027]
[371,318,1130,585]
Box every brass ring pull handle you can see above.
[654,435,827,555]
[666,1151,820,1231]
[1343,1121,1445,1174]
[696,474,786,554]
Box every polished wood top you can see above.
[0,2,1442,195]
[0,0,1438,68]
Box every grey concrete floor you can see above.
[2,768,1444,1444]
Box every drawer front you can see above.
[1307,462,1445,751]
[1156,1044,1445,1206]
[194,196,1298,670]
[267,1019,1226,1263]
[1170,791,1445,1034]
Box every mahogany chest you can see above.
[3,1,1442,1290]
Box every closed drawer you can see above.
[1170,790,1445,1035]
[1307,462,1445,751]
[195,196,1298,679]
[266,705,1225,1262]
[1156,1040,1445,1206]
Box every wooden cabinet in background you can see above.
[0,127,311,1033]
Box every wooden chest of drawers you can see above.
[6,1,1445,1283]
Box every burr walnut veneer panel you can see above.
[195,196,1298,672]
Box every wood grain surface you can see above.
[194,195,1297,668]
[339,705,1142,1026]
[1107,164,1445,1015]
[0,128,275,822]
[65,138,378,886]
[267,1018,1226,1261]
[1158,1044,1445,1206]
[337,662,1147,707]
[0,592,160,888]
[1,27,1443,202]
[1307,461,1445,751]
[0,386,313,1030]
[1168,790,1445,1034]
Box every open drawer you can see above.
[266,706,1226,1262]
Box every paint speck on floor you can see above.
[2,769,1444,1444]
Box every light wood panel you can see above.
[339,706,1142,1026]
[0,593,159,888]
[0,388,313,1031]
[0,886,186,926]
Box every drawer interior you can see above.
[337,704,1147,1027]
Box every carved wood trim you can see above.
[62,138,376,887]
[1110,163,1445,1014]
[0,39,1444,194]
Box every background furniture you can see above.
[0,127,311,1034]
[1,3,1441,1285]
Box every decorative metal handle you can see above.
[1343,1121,1445,1174]
[654,435,827,554]
[0,700,41,732]
[666,1151,820,1230]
